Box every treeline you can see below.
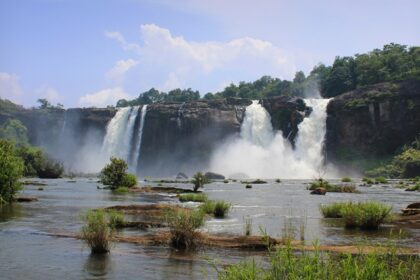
[0,119,64,179]
[117,43,419,106]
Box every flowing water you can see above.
[0,179,418,279]
[132,105,148,171]
[210,99,333,178]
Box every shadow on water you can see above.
[83,254,112,279]
[0,203,23,222]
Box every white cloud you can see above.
[106,24,297,93]
[78,87,133,108]
[35,86,62,103]
[0,72,23,103]
[106,59,139,83]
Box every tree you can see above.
[99,157,137,189]
[0,119,28,146]
[37,98,52,109]
[191,172,210,192]
[15,145,44,177]
[0,140,24,203]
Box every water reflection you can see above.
[0,203,22,222]
[83,254,112,279]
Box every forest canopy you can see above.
[117,43,419,106]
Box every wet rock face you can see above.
[138,99,251,176]
[138,97,308,176]
[326,80,420,163]
[261,96,308,145]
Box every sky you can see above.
[0,0,419,108]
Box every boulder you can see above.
[402,202,420,216]
[204,172,225,180]
[310,188,326,195]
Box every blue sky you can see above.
[1,0,419,108]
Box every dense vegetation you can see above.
[218,243,420,280]
[0,118,64,178]
[99,157,137,190]
[117,43,419,106]
[367,136,420,178]
[81,209,115,254]
[0,140,24,203]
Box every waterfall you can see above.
[294,99,330,171]
[101,107,133,161]
[177,102,186,128]
[132,105,148,171]
[210,99,331,178]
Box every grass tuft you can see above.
[179,193,208,202]
[80,209,112,254]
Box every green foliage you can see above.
[99,157,137,190]
[218,244,420,279]
[107,209,125,228]
[309,179,358,193]
[198,199,231,218]
[321,201,392,230]
[213,200,231,218]
[375,177,388,184]
[0,119,28,145]
[275,179,281,183]
[179,193,207,202]
[341,177,352,182]
[0,140,24,203]
[37,157,64,178]
[241,179,267,184]
[244,217,252,236]
[80,209,113,254]
[36,98,63,110]
[191,172,210,192]
[113,187,129,193]
[166,208,205,250]
[15,145,44,177]
[320,202,347,218]
[116,43,420,106]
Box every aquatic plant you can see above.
[244,217,252,236]
[245,184,252,189]
[178,193,208,202]
[80,209,112,254]
[321,201,393,230]
[107,209,125,228]
[166,208,205,250]
[213,200,231,218]
[114,187,129,193]
[375,176,388,184]
[218,243,420,279]
[309,179,358,193]
[241,179,267,184]
[223,179,229,183]
[275,179,281,183]
[341,176,352,182]
[199,200,216,215]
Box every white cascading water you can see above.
[210,99,331,178]
[132,104,148,171]
[122,106,139,161]
[101,107,132,161]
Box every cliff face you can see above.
[326,80,420,164]
[138,97,307,175]
[0,97,307,175]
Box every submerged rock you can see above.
[310,188,326,195]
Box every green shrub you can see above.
[199,200,215,215]
[213,200,231,218]
[405,183,420,192]
[191,172,210,192]
[15,145,44,177]
[0,140,24,204]
[166,208,204,250]
[99,157,137,190]
[375,177,388,184]
[320,202,347,218]
[179,193,207,202]
[121,173,137,188]
[80,209,112,254]
[223,179,229,183]
[245,184,252,189]
[241,179,267,184]
[341,177,352,182]
[309,179,358,193]
[275,179,281,183]
[107,209,125,228]
[321,201,393,230]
